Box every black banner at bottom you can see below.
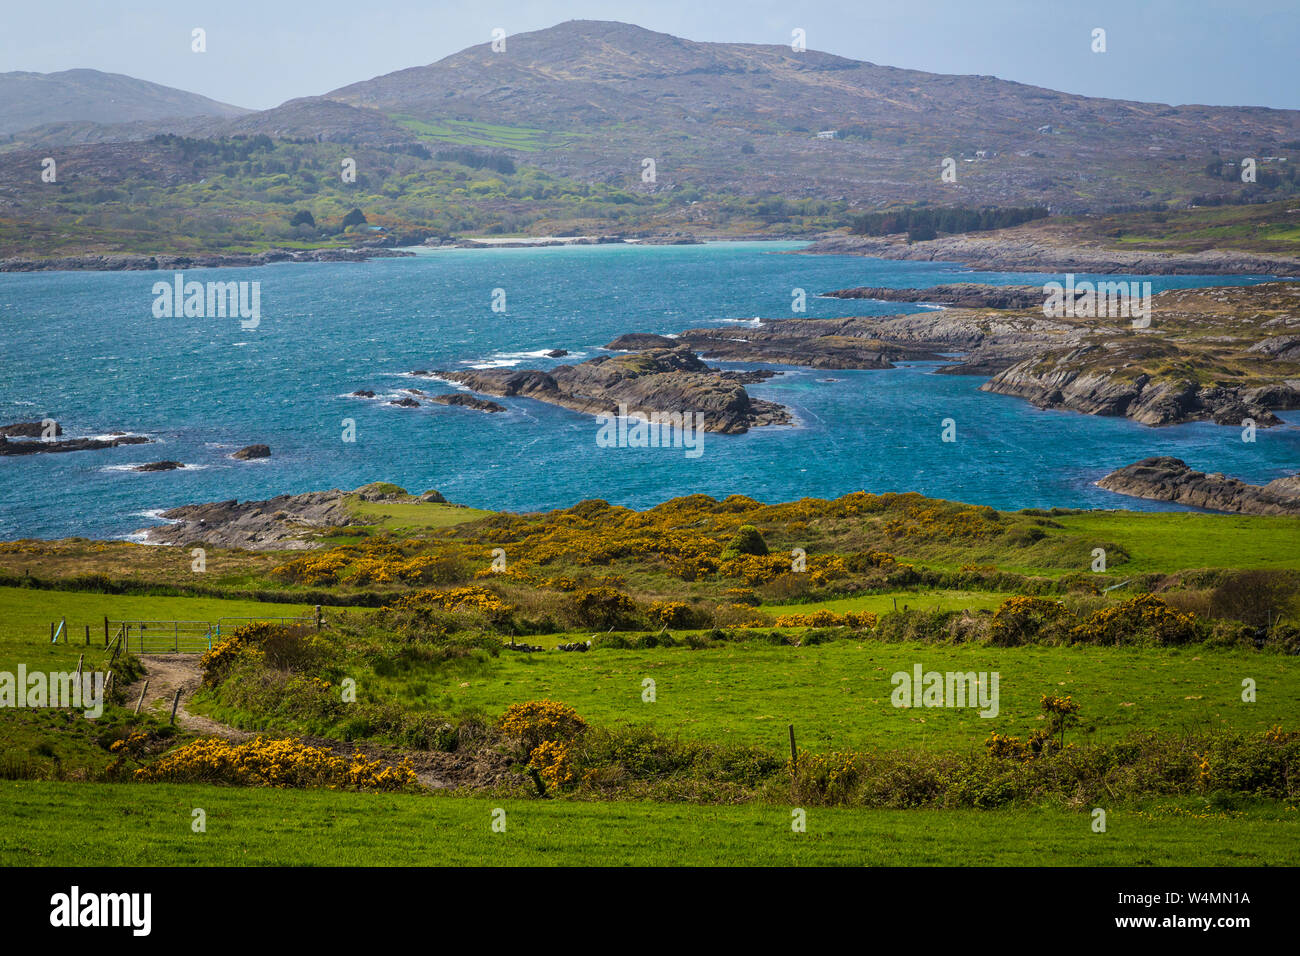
[0,865,1277,942]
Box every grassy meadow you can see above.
[0,489,1296,866]
[2,781,1295,867]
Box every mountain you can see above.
[320,19,1300,210]
[0,68,249,137]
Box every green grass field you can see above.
[0,585,321,654]
[198,638,1298,751]
[1045,512,1300,575]
[2,781,1294,866]
[345,498,497,531]
[761,589,1014,616]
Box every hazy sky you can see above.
[2,0,1297,112]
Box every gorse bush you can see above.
[134,736,416,791]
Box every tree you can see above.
[341,207,367,229]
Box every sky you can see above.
[1,0,1297,112]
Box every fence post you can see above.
[315,605,322,631]
[84,625,89,646]
[788,724,797,770]
[133,680,149,716]
[170,688,182,725]
[49,622,54,643]
[104,616,109,647]
[174,621,179,653]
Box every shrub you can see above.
[1071,594,1202,646]
[722,525,769,558]
[498,700,587,754]
[134,737,416,791]
[648,601,709,629]
[566,586,637,630]
[988,596,1075,647]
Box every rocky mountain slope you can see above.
[319,20,1300,211]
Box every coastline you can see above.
[795,233,1300,277]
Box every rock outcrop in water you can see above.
[429,394,506,413]
[1,421,62,438]
[821,284,1053,310]
[430,346,789,433]
[1099,457,1300,515]
[232,444,271,460]
[0,432,150,456]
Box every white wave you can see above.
[719,317,762,327]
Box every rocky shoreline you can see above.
[608,282,1300,428]
[799,234,1300,276]
[1099,457,1300,515]
[139,483,470,550]
[0,247,414,273]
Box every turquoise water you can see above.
[0,241,1295,540]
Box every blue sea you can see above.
[1,241,1296,540]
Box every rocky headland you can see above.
[426,346,789,434]
[139,482,422,550]
[1099,457,1300,515]
[607,282,1300,428]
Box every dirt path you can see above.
[128,655,513,791]
[130,655,254,740]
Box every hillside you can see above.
[4,20,1300,260]
[0,68,249,138]
[324,19,1300,210]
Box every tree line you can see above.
[849,206,1049,240]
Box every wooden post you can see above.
[315,605,322,631]
[133,680,149,716]
[104,616,109,647]
[788,723,797,769]
[84,625,89,646]
[49,622,55,643]
[103,670,114,699]
[169,688,182,725]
